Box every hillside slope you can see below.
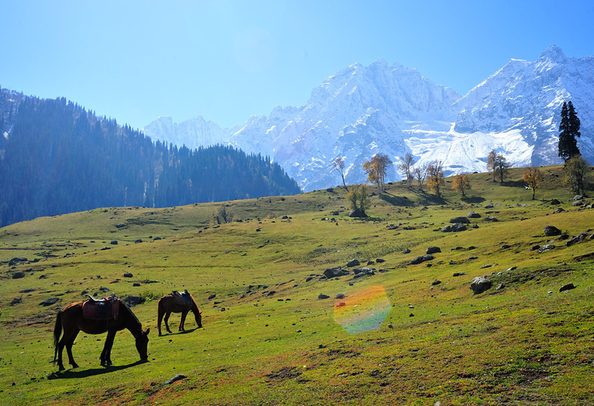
[1,167,594,405]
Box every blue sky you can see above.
[2,0,593,130]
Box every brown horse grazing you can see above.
[157,292,202,336]
[53,299,150,371]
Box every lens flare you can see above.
[334,285,392,334]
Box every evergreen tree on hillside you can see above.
[558,101,581,162]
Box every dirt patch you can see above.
[265,366,302,381]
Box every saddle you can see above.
[172,290,192,306]
[82,295,120,320]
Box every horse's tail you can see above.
[53,311,62,364]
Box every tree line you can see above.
[335,100,589,214]
[0,92,301,226]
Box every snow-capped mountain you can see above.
[143,45,594,191]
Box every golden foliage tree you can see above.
[523,167,543,200]
[363,154,392,193]
[452,174,471,197]
[426,161,445,198]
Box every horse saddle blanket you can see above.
[172,291,192,306]
[83,298,120,320]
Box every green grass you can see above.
[1,166,594,405]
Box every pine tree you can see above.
[558,101,581,161]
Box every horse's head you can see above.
[193,307,203,328]
[135,328,150,361]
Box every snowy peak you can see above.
[539,44,567,63]
[143,46,594,191]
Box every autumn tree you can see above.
[487,150,497,182]
[346,184,371,217]
[523,167,543,200]
[397,152,415,187]
[452,174,471,197]
[214,205,233,224]
[333,157,349,191]
[363,153,392,193]
[426,160,445,198]
[564,155,589,195]
[493,154,512,183]
[558,101,581,162]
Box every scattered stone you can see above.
[123,272,133,278]
[12,271,25,279]
[566,233,589,247]
[208,294,217,300]
[441,223,467,232]
[450,216,470,224]
[163,374,186,386]
[550,199,561,205]
[426,246,441,255]
[453,272,466,277]
[335,293,345,299]
[544,225,562,237]
[346,259,360,267]
[324,267,349,278]
[348,209,367,218]
[123,295,145,307]
[559,283,576,292]
[39,298,60,306]
[318,294,330,300]
[403,248,411,254]
[574,195,584,201]
[470,277,492,294]
[538,245,555,253]
[484,216,498,222]
[410,254,434,265]
[467,211,481,218]
[484,203,494,209]
[409,313,415,317]
[376,258,385,263]
[135,239,143,243]
[110,240,118,245]
[431,280,442,286]
[531,244,541,251]
[133,282,141,287]
[10,297,22,306]
[495,283,505,290]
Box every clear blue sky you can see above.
[2,0,593,130]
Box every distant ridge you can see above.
[144,45,594,191]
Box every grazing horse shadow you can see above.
[48,360,147,380]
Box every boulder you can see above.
[470,277,492,294]
[566,233,589,247]
[450,216,470,224]
[441,223,467,232]
[538,245,555,253]
[550,199,561,205]
[544,226,562,236]
[467,211,482,218]
[410,254,434,265]
[559,283,576,292]
[426,246,441,255]
[318,294,330,300]
[348,209,367,218]
[323,267,350,278]
[346,259,360,267]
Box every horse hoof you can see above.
[71,363,79,369]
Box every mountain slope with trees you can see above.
[0,89,300,226]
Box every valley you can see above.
[1,166,594,405]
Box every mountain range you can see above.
[143,45,594,192]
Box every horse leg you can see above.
[158,308,164,336]
[100,330,117,366]
[59,327,80,370]
[179,310,188,331]
[164,312,173,334]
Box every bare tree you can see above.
[397,153,415,187]
[412,162,428,191]
[333,157,349,191]
[487,150,497,182]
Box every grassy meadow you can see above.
[1,166,594,405]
